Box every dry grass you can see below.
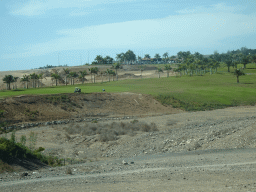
[64,120,158,142]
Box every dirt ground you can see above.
[1,105,256,191]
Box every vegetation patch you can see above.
[0,131,64,173]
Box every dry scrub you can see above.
[64,120,158,142]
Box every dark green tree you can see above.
[51,73,61,86]
[234,69,245,83]
[79,70,88,84]
[112,63,120,81]
[2,75,14,90]
[63,68,70,86]
[164,64,172,77]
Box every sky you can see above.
[0,0,256,71]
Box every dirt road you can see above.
[1,148,256,191]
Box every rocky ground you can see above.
[1,105,256,191]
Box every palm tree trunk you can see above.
[109,74,110,82]
[237,76,239,83]
[158,72,160,78]
[65,76,67,86]
[56,79,57,86]
[94,74,95,83]
[141,70,142,79]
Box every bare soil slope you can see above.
[0,92,183,126]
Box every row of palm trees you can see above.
[2,63,121,90]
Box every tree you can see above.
[88,68,94,83]
[106,69,115,82]
[13,77,19,89]
[100,71,104,83]
[234,69,245,83]
[63,68,70,86]
[72,72,79,85]
[242,55,250,69]
[38,73,43,87]
[194,52,203,60]
[157,67,163,78]
[154,54,161,63]
[104,56,114,64]
[164,64,172,77]
[29,73,37,88]
[116,53,125,63]
[89,67,98,83]
[112,63,120,81]
[95,55,104,64]
[51,73,61,86]
[20,75,30,89]
[145,54,150,59]
[124,50,136,64]
[163,52,169,62]
[79,70,87,84]
[2,75,14,90]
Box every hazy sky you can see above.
[0,0,255,71]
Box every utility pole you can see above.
[58,52,60,66]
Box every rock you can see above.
[122,160,128,165]
[21,172,28,177]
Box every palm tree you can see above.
[157,67,163,78]
[88,67,94,83]
[164,64,172,77]
[63,68,70,86]
[100,71,104,83]
[154,54,161,63]
[163,52,169,63]
[29,73,37,88]
[79,70,87,84]
[2,75,14,90]
[72,72,79,85]
[112,63,120,81]
[51,73,61,86]
[34,74,39,88]
[20,75,30,89]
[106,69,111,82]
[13,77,19,89]
[234,69,245,83]
[38,73,43,87]
[91,67,98,83]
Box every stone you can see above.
[122,160,128,165]
[21,172,28,177]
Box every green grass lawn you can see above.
[1,69,256,111]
